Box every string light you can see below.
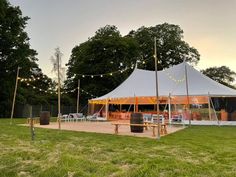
[165,72,185,83]
[75,67,130,78]
[19,79,96,97]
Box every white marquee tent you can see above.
[89,62,236,105]
[88,62,236,123]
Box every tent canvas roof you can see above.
[90,62,236,104]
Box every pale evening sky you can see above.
[9,0,236,78]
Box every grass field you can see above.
[0,119,236,177]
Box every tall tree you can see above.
[0,0,39,117]
[201,66,236,88]
[66,25,139,106]
[66,24,200,107]
[128,23,200,70]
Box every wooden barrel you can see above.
[40,111,50,125]
[130,113,143,133]
[221,109,228,121]
[229,111,236,121]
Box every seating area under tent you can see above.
[88,62,236,124]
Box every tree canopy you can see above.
[66,24,201,106]
[0,0,60,117]
[201,66,236,88]
[65,25,139,105]
[128,23,200,70]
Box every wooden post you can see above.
[57,51,61,130]
[210,97,220,125]
[168,93,172,125]
[133,94,136,112]
[135,97,138,112]
[11,67,20,124]
[184,61,191,126]
[30,105,35,141]
[152,126,156,137]
[91,103,95,115]
[115,124,118,134]
[208,92,212,120]
[76,79,80,113]
[105,98,109,120]
[154,37,160,140]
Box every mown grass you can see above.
[0,118,236,177]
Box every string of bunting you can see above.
[73,56,185,83]
[18,78,96,98]
[16,56,185,98]
[138,57,186,83]
[19,75,50,83]
[76,65,135,78]
[165,72,185,83]
[148,58,186,83]
[75,58,150,78]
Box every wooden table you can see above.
[112,122,168,137]
[112,123,159,136]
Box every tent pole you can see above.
[184,61,191,126]
[208,92,212,120]
[10,66,20,125]
[133,94,136,112]
[168,93,171,125]
[168,93,172,126]
[210,96,220,126]
[91,103,95,115]
[57,51,61,130]
[105,98,109,120]
[88,102,91,115]
[128,104,132,112]
[76,79,80,113]
[154,37,160,140]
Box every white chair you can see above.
[152,114,164,124]
[143,114,152,122]
[75,113,86,122]
[61,114,69,122]
[86,113,99,121]
[171,114,183,122]
[86,113,106,121]
[68,113,86,122]
[68,113,76,122]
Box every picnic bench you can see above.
[111,122,167,137]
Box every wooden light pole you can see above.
[57,52,61,129]
[184,61,191,126]
[154,37,161,140]
[76,79,80,113]
[10,66,20,124]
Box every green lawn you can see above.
[0,119,236,177]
